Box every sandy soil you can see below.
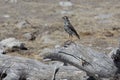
[0,0,120,60]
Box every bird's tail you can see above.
[76,33,80,39]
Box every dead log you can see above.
[43,41,118,79]
[0,54,86,80]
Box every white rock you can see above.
[40,48,52,58]
[0,38,22,48]
[5,0,17,3]
[88,44,92,47]
[55,45,60,48]
[44,23,48,26]
[59,1,73,7]
[10,0,17,3]
[40,48,52,54]
[60,79,68,80]
[0,38,27,51]
[15,20,31,29]
[60,10,73,14]
[94,14,113,19]
[23,33,36,41]
[41,35,56,44]
[98,20,112,24]
[106,47,113,50]
[3,14,10,18]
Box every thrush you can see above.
[62,16,80,40]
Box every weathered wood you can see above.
[55,66,87,80]
[0,55,55,80]
[0,54,86,80]
[44,41,118,79]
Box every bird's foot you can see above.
[81,60,90,67]
[63,40,75,47]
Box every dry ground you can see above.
[0,0,120,60]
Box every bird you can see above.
[62,16,80,40]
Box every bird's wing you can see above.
[68,24,80,39]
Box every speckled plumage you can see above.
[62,16,80,39]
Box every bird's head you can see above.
[62,16,69,21]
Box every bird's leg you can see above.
[69,35,72,42]
[81,58,92,67]
[69,34,70,39]
[68,34,70,41]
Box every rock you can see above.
[0,38,27,52]
[104,31,114,37]
[55,45,61,48]
[41,48,51,53]
[41,35,57,44]
[5,0,17,3]
[23,32,36,41]
[60,10,73,14]
[15,20,31,29]
[98,20,112,24]
[112,27,120,31]
[40,48,52,57]
[94,14,113,19]
[106,47,113,50]
[3,14,10,18]
[10,0,17,3]
[59,1,73,7]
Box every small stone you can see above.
[106,47,113,50]
[15,20,31,29]
[112,27,120,31]
[59,1,73,7]
[104,31,114,37]
[88,44,92,47]
[60,10,73,14]
[94,14,113,19]
[40,48,53,58]
[5,0,17,3]
[55,45,60,48]
[10,0,17,3]
[41,35,56,44]
[3,14,10,18]
[40,48,51,55]
[23,33,36,41]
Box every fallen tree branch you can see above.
[0,54,86,80]
[44,41,118,79]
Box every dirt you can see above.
[0,0,120,60]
